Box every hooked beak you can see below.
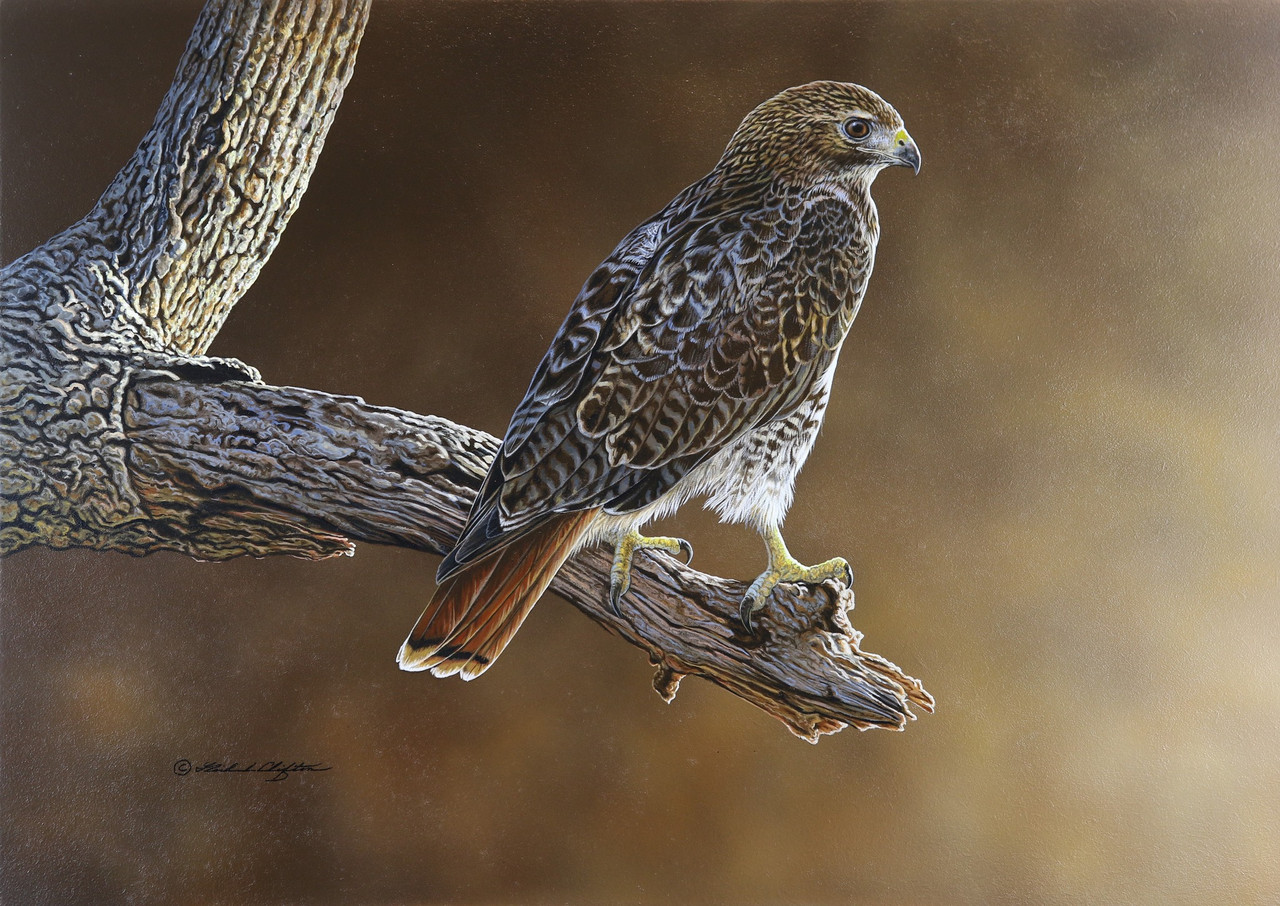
[890,127,921,175]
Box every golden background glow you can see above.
[3,2,1278,902]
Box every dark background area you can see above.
[3,2,1279,903]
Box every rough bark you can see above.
[1,0,367,552]
[126,377,934,736]
[0,0,932,738]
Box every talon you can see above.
[739,571,775,632]
[609,529,692,615]
[743,526,853,627]
[609,577,627,616]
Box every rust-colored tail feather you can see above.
[397,509,598,680]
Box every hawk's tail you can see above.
[397,509,599,680]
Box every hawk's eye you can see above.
[841,118,872,141]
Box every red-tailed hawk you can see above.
[399,81,920,679]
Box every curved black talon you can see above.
[609,580,626,617]
[841,562,854,587]
[677,538,694,565]
[739,597,756,634]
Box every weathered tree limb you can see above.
[126,377,934,736]
[98,0,367,354]
[0,0,932,738]
[1,0,368,552]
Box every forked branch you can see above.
[0,0,931,738]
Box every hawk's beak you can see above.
[891,128,921,175]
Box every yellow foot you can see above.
[741,525,853,631]
[609,529,693,614]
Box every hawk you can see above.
[399,81,920,679]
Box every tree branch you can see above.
[1,0,932,738]
[1,0,369,553]
[96,0,369,353]
[125,377,934,737]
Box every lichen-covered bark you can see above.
[0,0,931,737]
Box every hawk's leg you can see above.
[740,524,853,631]
[609,529,693,615]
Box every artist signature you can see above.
[173,759,333,782]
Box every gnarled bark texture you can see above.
[0,0,932,739]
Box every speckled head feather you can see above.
[719,81,913,186]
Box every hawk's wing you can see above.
[439,181,862,579]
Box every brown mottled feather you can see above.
[404,81,916,676]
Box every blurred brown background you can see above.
[3,1,1279,903]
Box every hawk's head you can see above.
[723,81,920,186]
